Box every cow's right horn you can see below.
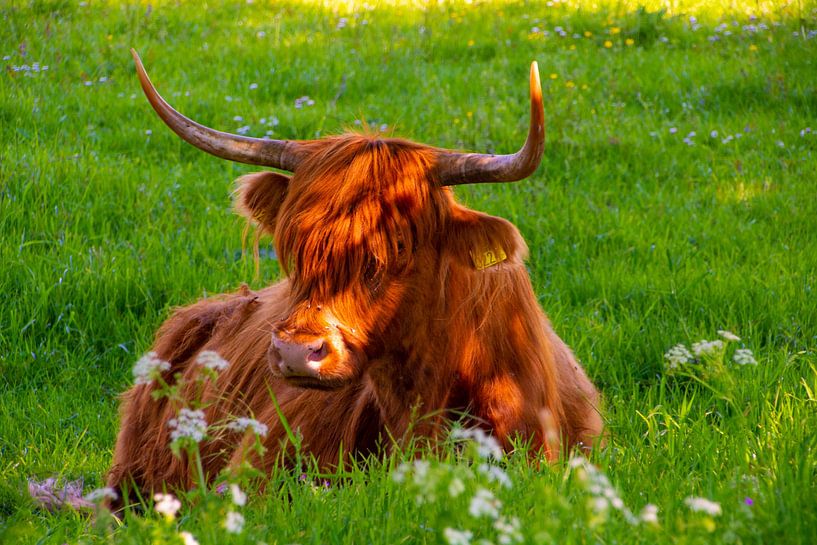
[131,49,303,171]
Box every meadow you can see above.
[1,0,816,543]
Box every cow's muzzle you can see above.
[269,335,330,380]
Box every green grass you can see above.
[2,0,816,543]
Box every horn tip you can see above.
[529,61,542,101]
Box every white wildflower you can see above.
[196,350,230,372]
[443,527,473,545]
[226,417,268,437]
[494,516,523,544]
[568,455,588,469]
[664,344,692,369]
[154,493,181,518]
[168,408,208,443]
[179,531,200,545]
[477,463,512,488]
[448,477,465,497]
[236,125,251,135]
[733,348,757,366]
[685,496,722,516]
[591,496,610,512]
[133,351,170,385]
[411,459,431,486]
[391,462,409,483]
[691,339,723,357]
[84,487,118,502]
[640,503,659,524]
[294,96,315,109]
[223,510,245,533]
[717,330,741,341]
[145,129,152,136]
[249,83,258,90]
[451,427,503,460]
[469,488,501,519]
[230,483,247,506]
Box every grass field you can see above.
[2,0,817,543]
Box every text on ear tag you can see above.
[471,246,508,270]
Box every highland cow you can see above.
[108,50,603,504]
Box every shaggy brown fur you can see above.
[108,134,602,504]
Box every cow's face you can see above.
[236,137,454,389]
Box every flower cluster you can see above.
[226,416,269,437]
[9,62,49,76]
[685,496,722,516]
[450,426,503,461]
[133,351,170,385]
[294,95,315,109]
[393,427,522,545]
[692,339,724,358]
[179,531,199,545]
[168,408,208,443]
[664,344,693,370]
[84,487,118,503]
[568,456,655,526]
[663,329,757,374]
[196,350,230,372]
[154,492,181,519]
[224,510,245,533]
[468,488,501,518]
[733,348,758,366]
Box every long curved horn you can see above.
[131,49,303,171]
[435,62,545,186]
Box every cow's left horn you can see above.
[435,62,545,186]
[131,49,303,171]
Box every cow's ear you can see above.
[234,171,290,235]
[446,204,528,270]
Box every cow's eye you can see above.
[363,258,384,294]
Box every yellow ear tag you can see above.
[470,246,508,270]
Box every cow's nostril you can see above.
[307,342,328,362]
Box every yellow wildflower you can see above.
[566,81,575,88]
[584,31,592,37]
[604,40,613,48]
[550,73,558,80]
[749,44,758,51]
[625,38,634,46]
[610,27,621,35]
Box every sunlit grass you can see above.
[1,0,816,543]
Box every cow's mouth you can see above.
[281,375,348,391]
